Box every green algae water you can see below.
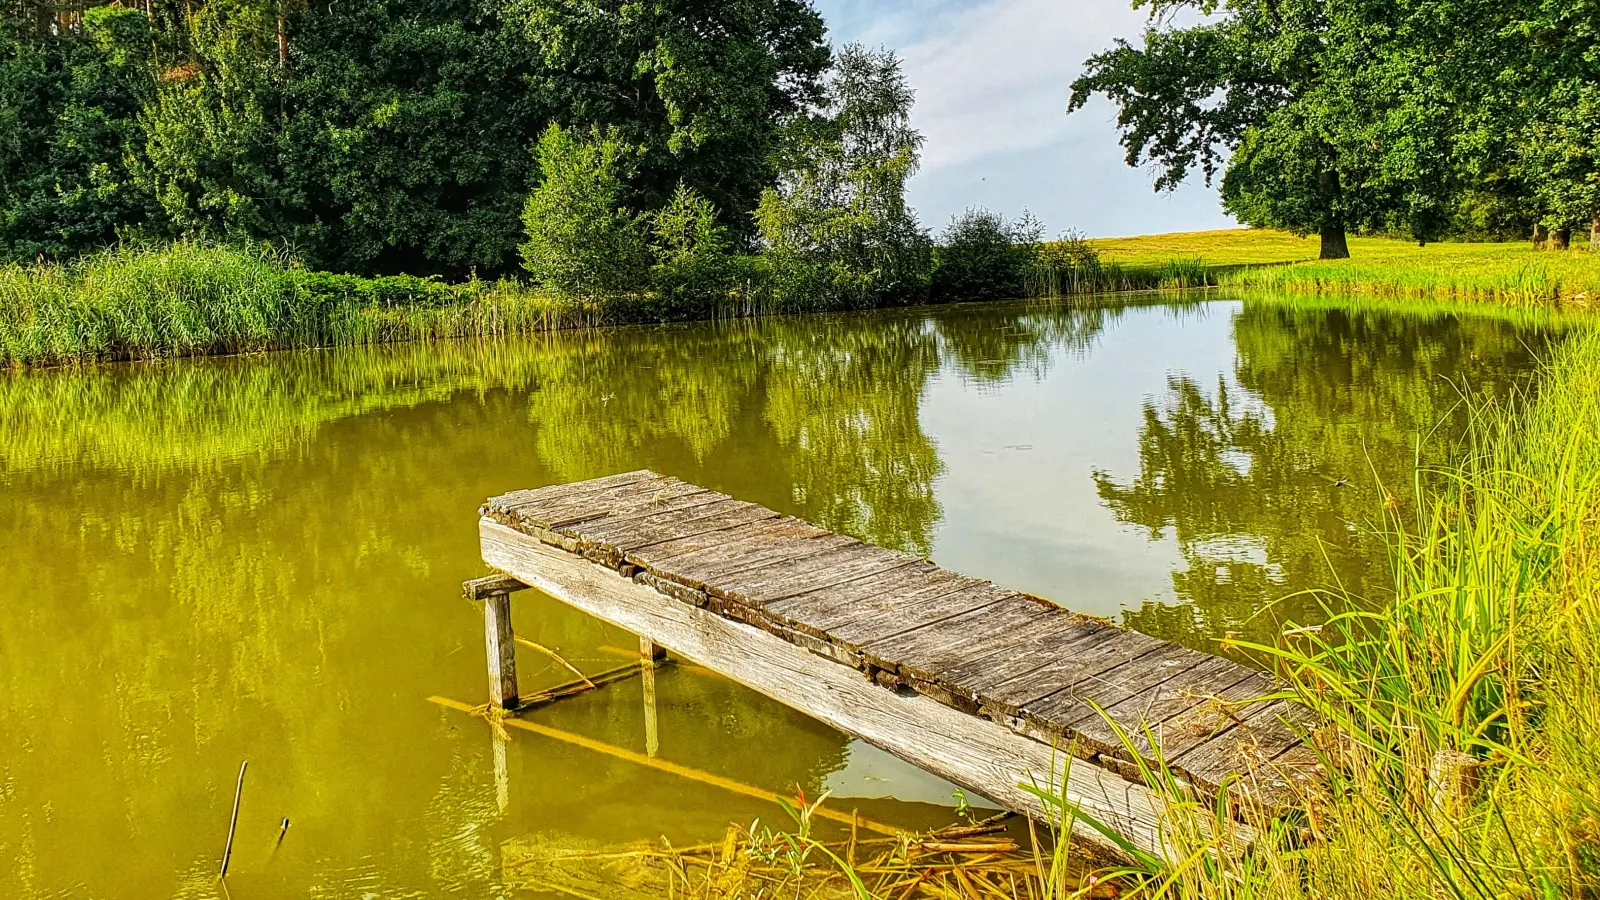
[0,296,1559,897]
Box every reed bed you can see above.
[0,243,623,367]
[1224,251,1600,304]
[1037,329,1600,899]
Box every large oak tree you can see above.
[1069,0,1492,258]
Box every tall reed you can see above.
[1049,329,1600,898]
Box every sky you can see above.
[811,0,1236,239]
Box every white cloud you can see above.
[813,0,1235,236]
[897,0,1143,173]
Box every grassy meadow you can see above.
[1092,228,1600,304]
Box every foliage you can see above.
[512,0,830,246]
[1070,0,1600,255]
[519,124,650,299]
[649,183,736,315]
[1071,0,1484,257]
[929,208,1042,302]
[137,0,553,277]
[0,241,580,366]
[1083,331,1600,899]
[756,43,932,311]
[0,7,159,261]
[0,0,829,276]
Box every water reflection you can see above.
[0,296,1560,897]
[1101,303,1551,650]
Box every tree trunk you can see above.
[1590,217,1599,251]
[1551,228,1570,251]
[1534,223,1549,249]
[277,10,288,68]
[1319,222,1351,260]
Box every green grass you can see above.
[1086,228,1600,305]
[0,243,671,367]
[1041,328,1600,898]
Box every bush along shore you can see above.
[1,44,1242,370]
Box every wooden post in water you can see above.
[491,723,511,813]
[640,636,664,757]
[464,574,528,711]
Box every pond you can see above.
[0,295,1558,897]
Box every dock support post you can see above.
[640,637,663,757]
[464,574,528,711]
[484,594,519,710]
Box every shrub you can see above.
[754,44,933,311]
[519,124,650,299]
[648,184,735,316]
[930,208,1043,301]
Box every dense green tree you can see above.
[140,0,552,276]
[756,43,931,309]
[519,123,650,297]
[510,0,830,245]
[1069,0,1494,257]
[2,0,829,274]
[0,7,158,260]
[1505,1,1600,248]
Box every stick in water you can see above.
[220,761,248,878]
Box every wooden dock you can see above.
[468,470,1318,861]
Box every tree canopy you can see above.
[0,0,831,275]
[1070,0,1600,256]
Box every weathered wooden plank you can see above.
[1047,650,1238,731]
[581,498,770,551]
[979,629,1169,723]
[525,477,708,531]
[480,519,1210,863]
[900,614,1114,712]
[1241,745,1322,807]
[712,542,923,609]
[563,489,729,541]
[764,561,969,630]
[485,470,658,517]
[862,596,1059,680]
[613,503,787,561]
[562,498,772,568]
[627,517,838,581]
[1056,656,1262,760]
[1094,670,1277,771]
[826,582,1020,653]
[645,527,858,591]
[941,621,1124,702]
[1171,698,1319,792]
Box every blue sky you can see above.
[811,0,1235,239]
